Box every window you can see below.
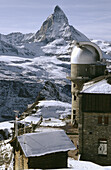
[98,139,107,155]
[98,116,109,125]
[73,110,76,114]
[73,114,76,119]
[73,110,76,119]
[104,116,109,125]
[98,116,102,125]
[74,95,76,101]
[73,83,76,88]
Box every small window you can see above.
[89,131,92,135]
[73,110,76,120]
[73,83,76,88]
[98,116,102,125]
[104,116,109,125]
[98,116,109,126]
[73,110,76,115]
[74,95,76,101]
[73,114,76,119]
[98,139,107,155]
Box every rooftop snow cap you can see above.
[71,41,102,64]
[17,130,75,157]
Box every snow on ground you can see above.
[21,116,40,124]
[22,100,71,127]
[35,100,71,126]
[41,118,66,127]
[0,121,14,133]
[68,158,111,170]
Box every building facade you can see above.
[79,78,111,165]
[70,41,106,126]
[70,41,111,165]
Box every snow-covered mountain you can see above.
[0,6,89,57]
[91,39,111,58]
[1,32,34,45]
[0,33,37,57]
[0,5,110,122]
[30,5,89,43]
[0,5,90,121]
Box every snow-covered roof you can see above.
[17,130,75,157]
[71,41,102,64]
[81,79,111,94]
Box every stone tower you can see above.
[70,41,106,126]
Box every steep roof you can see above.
[17,130,75,157]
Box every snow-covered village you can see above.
[0,0,111,169]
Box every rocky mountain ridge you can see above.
[31,6,89,43]
[0,6,89,57]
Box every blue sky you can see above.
[0,0,111,40]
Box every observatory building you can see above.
[70,41,111,165]
[70,41,106,125]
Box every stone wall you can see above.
[79,111,111,165]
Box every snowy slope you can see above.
[1,32,34,45]
[0,53,71,121]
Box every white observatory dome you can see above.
[71,41,102,64]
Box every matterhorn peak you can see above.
[33,5,70,42]
[53,5,68,24]
[31,5,89,43]
[54,5,66,17]
[54,5,62,12]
